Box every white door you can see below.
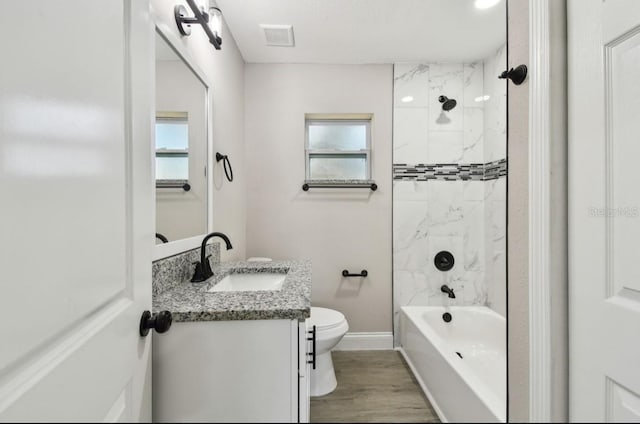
[0,1,154,421]
[569,0,640,421]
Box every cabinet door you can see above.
[298,320,311,423]
[154,319,296,422]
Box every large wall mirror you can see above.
[154,25,211,259]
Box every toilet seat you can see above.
[310,307,346,331]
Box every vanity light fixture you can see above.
[401,96,414,103]
[175,0,222,50]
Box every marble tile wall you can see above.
[484,45,508,163]
[392,52,507,343]
[394,180,487,301]
[483,45,508,316]
[484,177,507,317]
[393,179,488,342]
[394,62,484,164]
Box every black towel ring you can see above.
[216,152,234,182]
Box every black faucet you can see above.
[441,284,456,299]
[191,232,233,282]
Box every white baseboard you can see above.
[333,332,394,351]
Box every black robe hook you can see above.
[499,64,528,85]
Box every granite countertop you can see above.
[152,260,311,322]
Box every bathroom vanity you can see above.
[152,260,312,423]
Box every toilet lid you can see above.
[309,307,346,330]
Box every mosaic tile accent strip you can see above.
[152,243,220,296]
[483,159,508,180]
[393,158,506,181]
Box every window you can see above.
[155,111,189,182]
[305,115,372,181]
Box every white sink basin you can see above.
[208,272,286,292]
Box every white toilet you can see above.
[308,306,349,397]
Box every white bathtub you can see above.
[399,306,506,423]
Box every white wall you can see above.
[151,0,246,261]
[549,1,568,420]
[244,64,393,333]
[507,0,531,420]
[549,0,569,421]
[507,1,569,421]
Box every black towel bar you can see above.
[156,182,191,191]
[302,182,377,191]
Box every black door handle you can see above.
[307,325,316,370]
[139,310,173,337]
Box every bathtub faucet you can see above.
[440,285,456,299]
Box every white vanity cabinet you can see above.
[153,318,311,423]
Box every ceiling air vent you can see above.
[260,24,295,47]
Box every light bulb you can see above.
[209,7,222,38]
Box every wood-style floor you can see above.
[310,350,440,423]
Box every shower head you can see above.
[438,95,457,111]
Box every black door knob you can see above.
[139,310,173,337]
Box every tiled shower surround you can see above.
[393,46,507,344]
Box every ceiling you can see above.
[216,0,506,64]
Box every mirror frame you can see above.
[153,22,213,261]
